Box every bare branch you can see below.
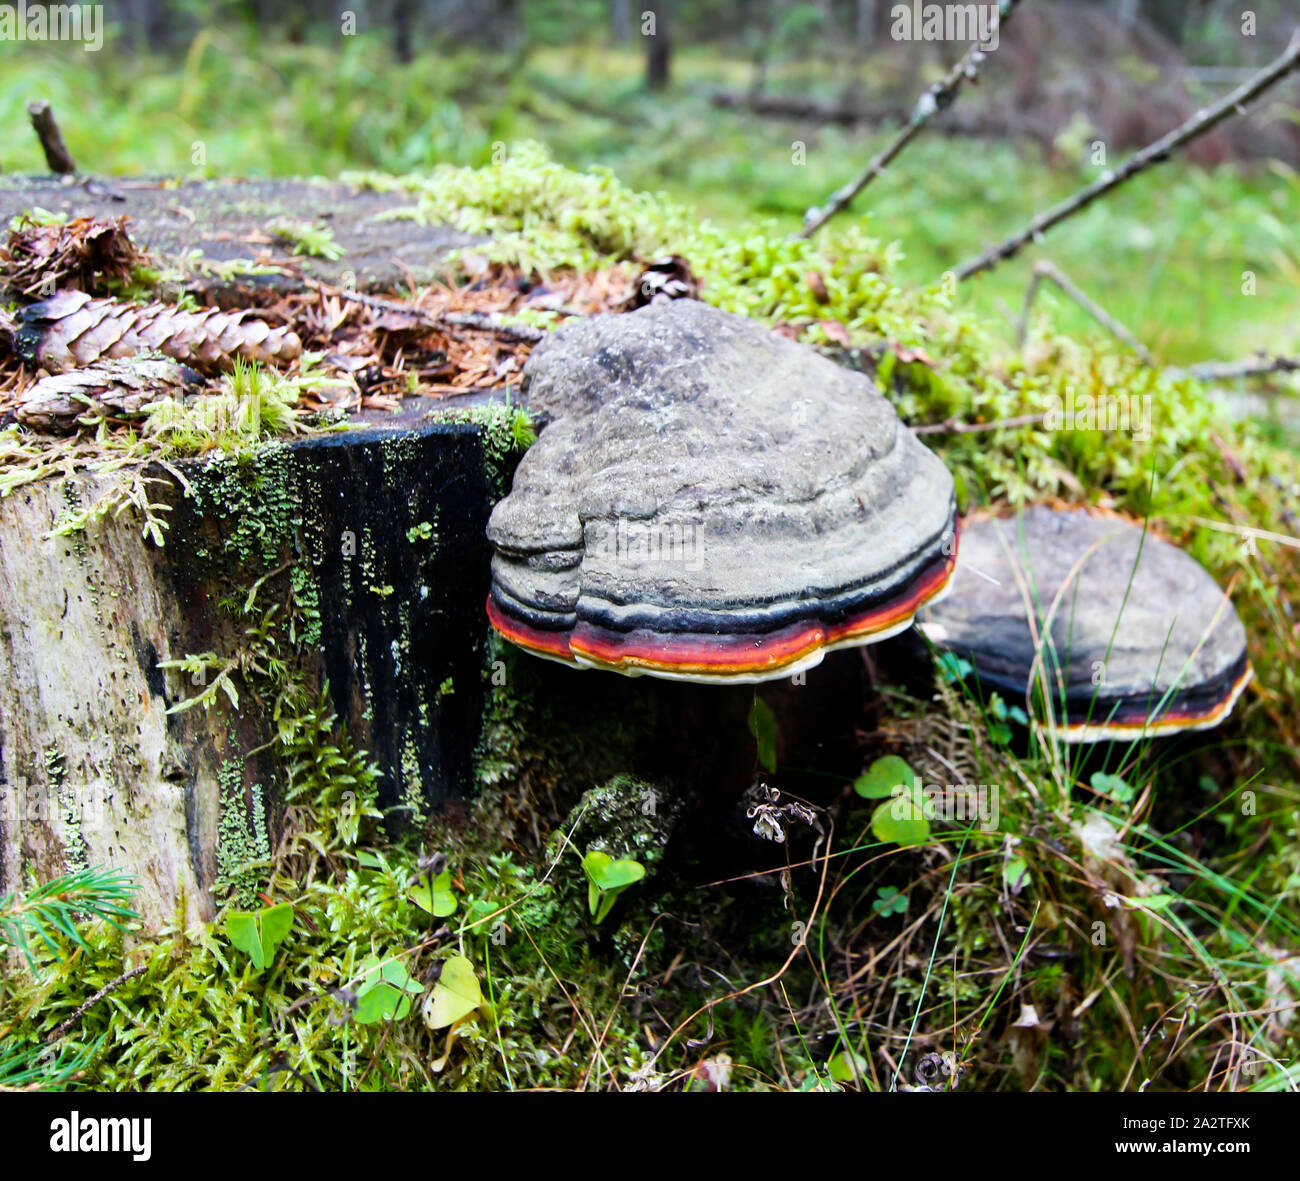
[800,0,1024,239]
[955,29,1300,280]
[47,965,147,1043]
[1165,354,1300,382]
[1018,260,1155,365]
[913,411,1047,436]
[26,101,77,175]
[306,278,545,344]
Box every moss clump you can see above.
[186,444,300,574]
[214,758,270,909]
[559,775,683,872]
[427,402,536,496]
[265,216,345,261]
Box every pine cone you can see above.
[15,356,205,433]
[13,290,302,375]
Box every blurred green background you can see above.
[1,0,1298,363]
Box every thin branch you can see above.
[955,29,1300,279]
[1018,260,1155,364]
[46,965,147,1043]
[1187,515,1300,552]
[306,279,545,344]
[913,411,1047,435]
[800,0,1024,239]
[26,101,77,175]
[1165,354,1300,382]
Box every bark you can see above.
[0,421,496,929]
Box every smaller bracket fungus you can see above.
[917,507,1252,742]
[486,299,958,683]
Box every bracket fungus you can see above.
[917,506,1252,742]
[486,300,958,683]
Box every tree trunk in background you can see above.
[857,0,879,45]
[393,0,415,62]
[817,0,834,37]
[496,0,522,51]
[613,0,631,43]
[1116,0,1140,29]
[646,1,672,90]
[123,0,163,51]
[1144,0,1191,43]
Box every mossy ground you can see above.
[1,145,1298,1091]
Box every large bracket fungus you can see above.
[486,300,958,683]
[918,507,1253,742]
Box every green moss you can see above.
[187,445,299,573]
[473,636,524,794]
[289,564,322,648]
[398,737,426,825]
[427,402,536,496]
[265,216,345,261]
[215,758,270,909]
[558,774,682,873]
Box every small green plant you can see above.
[422,953,486,1072]
[827,1049,870,1086]
[266,217,345,260]
[423,955,484,1030]
[46,468,174,547]
[581,850,646,923]
[748,696,778,774]
[0,867,137,1089]
[1089,771,1136,804]
[872,885,910,917]
[0,866,137,969]
[855,757,930,846]
[853,755,916,800]
[1003,849,1031,894]
[870,788,931,848]
[353,955,424,1024]
[985,692,1030,746]
[8,206,66,230]
[225,902,294,975]
[407,867,458,917]
[934,651,974,685]
[144,356,328,456]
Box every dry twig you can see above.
[1017,259,1155,364]
[26,101,77,175]
[47,965,147,1043]
[306,279,545,344]
[955,30,1300,279]
[913,411,1047,436]
[1165,354,1300,383]
[800,0,1023,239]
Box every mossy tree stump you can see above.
[0,420,496,928]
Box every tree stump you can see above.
[0,176,483,302]
[0,419,496,928]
